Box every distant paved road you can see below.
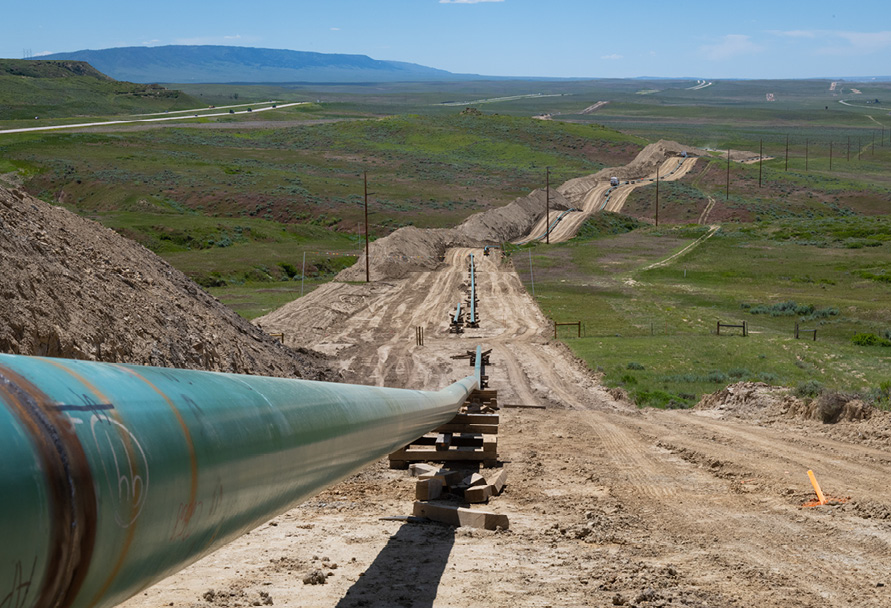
[0,102,308,135]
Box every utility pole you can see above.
[528,249,535,298]
[545,167,550,245]
[364,171,370,283]
[725,148,730,201]
[655,164,659,226]
[785,135,789,171]
[758,138,763,187]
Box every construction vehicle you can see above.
[610,176,620,187]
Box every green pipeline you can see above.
[0,353,478,608]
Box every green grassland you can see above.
[514,213,891,408]
[0,59,199,120]
[0,111,640,235]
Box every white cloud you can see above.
[824,30,891,55]
[769,30,818,39]
[330,27,341,31]
[770,29,891,56]
[141,39,161,46]
[700,34,763,61]
[33,51,54,57]
[601,54,623,60]
[439,0,504,4]
[224,34,242,40]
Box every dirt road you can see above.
[519,156,699,243]
[120,232,891,607]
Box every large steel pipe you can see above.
[0,354,478,608]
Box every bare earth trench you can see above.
[120,149,891,608]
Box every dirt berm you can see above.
[336,187,569,281]
[559,139,708,205]
[0,184,333,379]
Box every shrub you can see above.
[852,333,891,347]
[706,371,729,383]
[620,374,638,385]
[278,262,298,279]
[794,380,824,398]
[627,362,645,370]
[633,389,686,409]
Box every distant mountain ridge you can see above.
[36,45,481,84]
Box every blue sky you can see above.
[8,0,891,78]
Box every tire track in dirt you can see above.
[572,409,891,607]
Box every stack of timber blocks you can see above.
[407,463,509,531]
[388,388,499,469]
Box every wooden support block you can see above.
[412,435,483,448]
[448,413,499,425]
[418,469,462,487]
[389,460,408,470]
[391,447,491,462]
[434,423,498,434]
[435,433,453,451]
[412,502,509,531]
[464,484,495,504]
[415,478,444,501]
[489,468,508,495]
[502,404,546,409]
[464,469,507,504]
[482,435,497,453]
[409,463,439,477]
[462,473,486,488]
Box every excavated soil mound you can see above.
[695,382,795,420]
[456,188,570,243]
[337,188,569,282]
[785,392,874,424]
[0,184,333,379]
[697,382,879,424]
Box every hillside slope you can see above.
[0,183,333,380]
[37,45,473,84]
[0,59,198,119]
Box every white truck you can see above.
[610,176,620,187]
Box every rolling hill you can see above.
[36,45,478,84]
[0,59,199,119]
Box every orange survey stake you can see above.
[807,470,827,506]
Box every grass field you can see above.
[514,213,891,408]
[0,111,641,279]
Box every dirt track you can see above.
[521,156,700,243]
[121,233,891,607]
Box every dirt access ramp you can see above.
[0,183,332,379]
